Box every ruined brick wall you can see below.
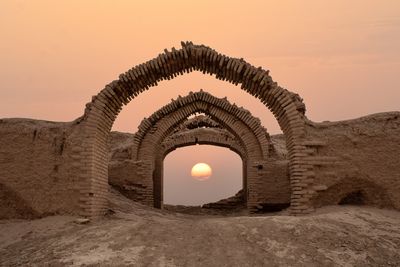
[252,134,291,207]
[1,111,399,219]
[305,112,400,209]
[255,159,291,207]
[108,159,153,205]
[0,37,398,217]
[0,118,81,218]
[108,127,291,210]
[81,41,309,216]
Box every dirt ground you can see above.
[1,192,400,266]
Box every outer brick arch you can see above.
[79,41,309,217]
[132,91,269,209]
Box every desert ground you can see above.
[1,190,399,267]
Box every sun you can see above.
[191,163,212,181]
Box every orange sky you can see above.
[1,0,399,134]
[1,1,399,203]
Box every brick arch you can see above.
[157,127,247,209]
[132,90,269,162]
[79,42,309,217]
[162,125,245,159]
[165,114,276,160]
[131,91,269,209]
[170,114,222,133]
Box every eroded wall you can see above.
[0,118,81,218]
[305,112,400,209]
[107,112,400,211]
[0,112,399,218]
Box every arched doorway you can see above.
[122,91,270,210]
[163,144,243,208]
[76,42,309,217]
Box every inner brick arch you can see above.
[161,119,247,159]
[131,91,270,209]
[158,127,247,208]
[170,114,223,133]
[131,90,270,161]
[163,128,245,158]
[79,41,309,217]
[137,93,270,208]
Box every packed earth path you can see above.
[1,191,400,266]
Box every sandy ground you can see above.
[1,193,400,266]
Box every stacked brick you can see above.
[129,91,279,211]
[131,91,270,161]
[162,127,244,158]
[81,42,308,217]
[171,115,222,133]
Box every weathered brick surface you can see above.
[304,112,400,210]
[0,118,81,218]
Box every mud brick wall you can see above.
[108,160,153,205]
[256,160,291,206]
[304,112,400,209]
[0,119,80,218]
[1,111,399,219]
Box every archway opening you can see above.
[80,42,309,217]
[163,145,242,210]
[338,190,365,206]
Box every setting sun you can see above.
[191,163,212,181]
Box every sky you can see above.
[1,1,399,204]
[164,145,242,205]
